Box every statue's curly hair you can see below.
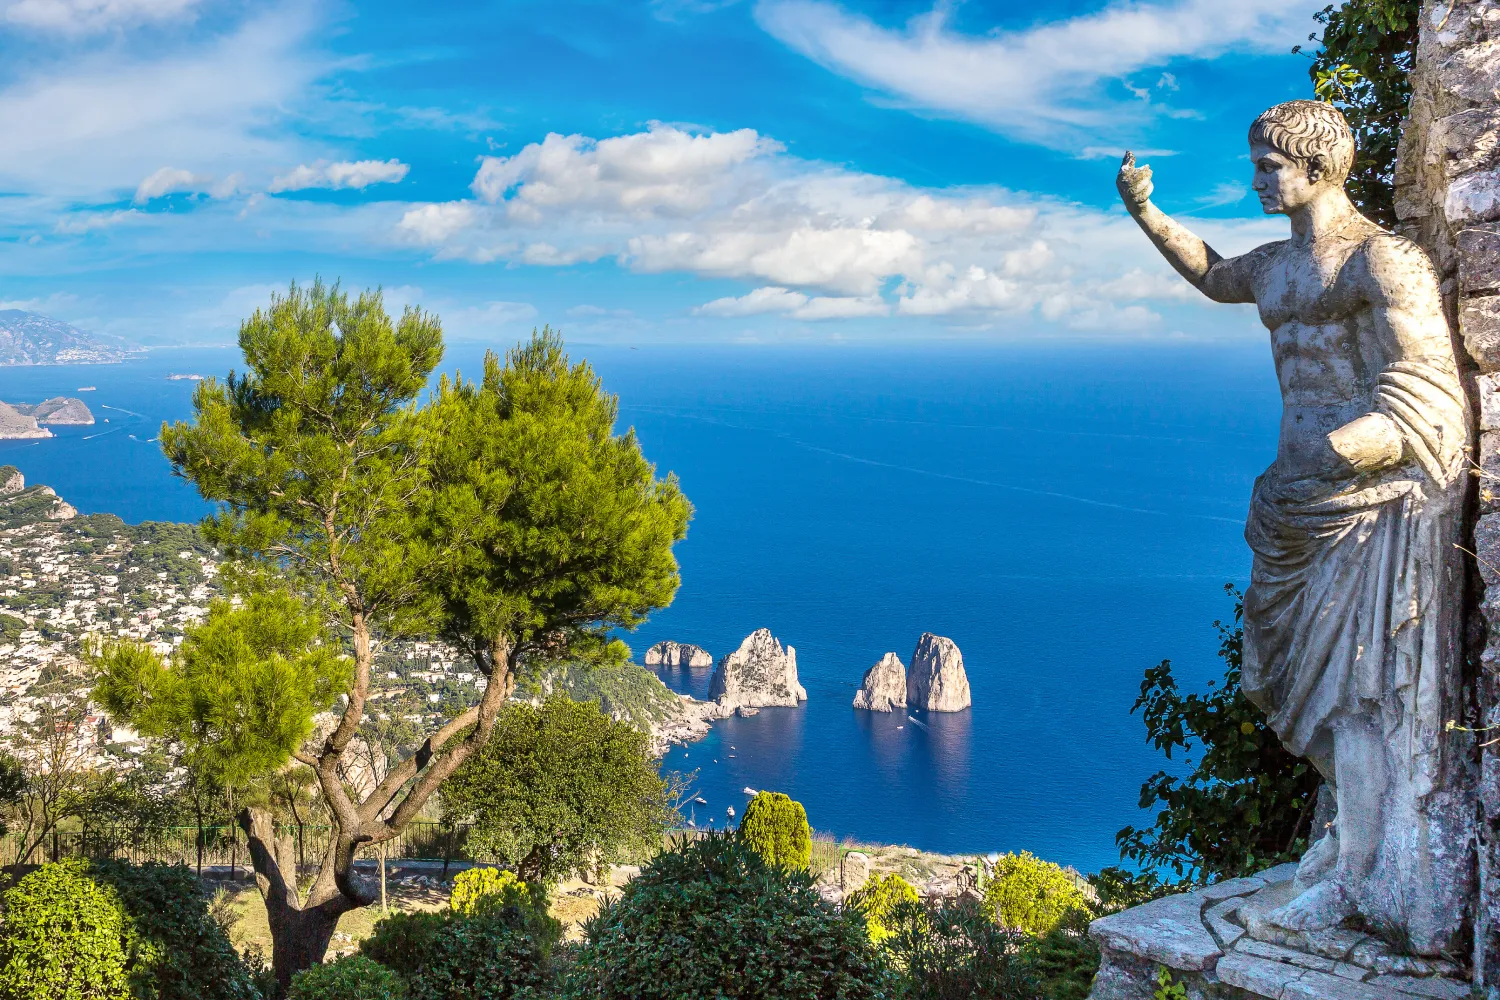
[1248,100,1355,182]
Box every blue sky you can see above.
[0,0,1330,345]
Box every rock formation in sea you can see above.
[644,640,713,668]
[14,397,95,425]
[852,652,907,712]
[708,628,806,711]
[0,401,51,440]
[906,633,971,712]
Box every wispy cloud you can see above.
[2,0,203,34]
[753,0,1324,150]
[269,159,410,193]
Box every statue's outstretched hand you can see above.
[1117,152,1153,215]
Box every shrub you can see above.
[90,859,262,1000]
[982,852,1090,937]
[289,955,405,1000]
[406,908,556,1000]
[0,860,130,1000]
[562,831,886,999]
[882,897,1037,1000]
[362,907,557,1000]
[738,791,811,870]
[361,911,450,980]
[847,873,920,944]
[450,867,544,918]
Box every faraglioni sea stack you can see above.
[708,628,806,711]
[644,640,713,668]
[906,633,971,712]
[852,652,906,712]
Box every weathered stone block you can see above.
[1447,169,1500,225]
[1433,107,1500,179]
[1460,225,1500,293]
[1089,893,1221,973]
[1461,294,1500,370]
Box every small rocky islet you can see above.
[853,632,972,713]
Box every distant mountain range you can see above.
[0,310,133,366]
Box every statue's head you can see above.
[1247,100,1355,215]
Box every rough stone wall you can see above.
[1393,0,1500,982]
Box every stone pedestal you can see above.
[1087,865,1470,1000]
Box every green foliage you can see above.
[1087,867,1171,914]
[289,956,405,1000]
[1153,966,1187,1000]
[0,752,23,838]
[515,657,683,727]
[1296,0,1420,226]
[91,591,350,786]
[360,911,450,980]
[421,328,691,668]
[449,867,551,929]
[0,860,130,1000]
[0,613,24,644]
[980,851,1090,938]
[160,278,446,639]
[88,860,261,1000]
[1029,928,1099,1000]
[441,697,676,883]
[881,897,1038,1000]
[562,832,886,999]
[1116,588,1320,881]
[404,908,556,1000]
[738,790,812,871]
[847,873,920,944]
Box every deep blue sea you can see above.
[0,339,1282,873]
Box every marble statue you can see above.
[1117,100,1471,956]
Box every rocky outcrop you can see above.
[0,401,50,440]
[853,652,906,712]
[708,628,806,711]
[906,633,971,712]
[0,467,22,494]
[644,640,713,668]
[1087,863,1466,999]
[13,397,94,425]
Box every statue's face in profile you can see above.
[1250,142,1318,216]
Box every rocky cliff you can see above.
[0,402,50,440]
[644,640,713,668]
[708,628,806,710]
[852,652,907,712]
[13,397,94,425]
[906,633,971,712]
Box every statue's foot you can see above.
[1293,832,1338,893]
[1268,880,1355,932]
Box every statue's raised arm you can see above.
[1113,100,1472,960]
[1115,152,1260,304]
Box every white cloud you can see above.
[3,0,201,33]
[0,8,326,201]
[697,286,808,316]
[269,159,410,193]
[1198,181,1248,207]
[54,208,143,233]
[697,285,889,320]
[397,122,1284,328]
[753,0,1324,149]
[133,166,211,203]
[396,201,479,245]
